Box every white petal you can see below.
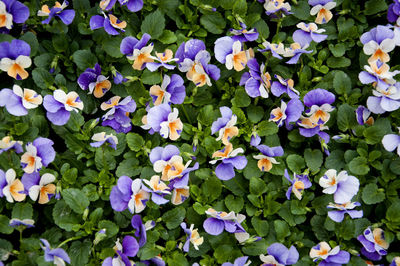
[5,169,16,184]
[29,185,40,201]
[40,173,56,186]
[53,89,67,104]
[0,58,14,72]
[16,55,32,68]
[12,85,23,97]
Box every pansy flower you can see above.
[2,169,25,202]
[120,33,154,70]
[150,145,189,181]
[203,208,246,236]
[361,25,395,64]
[310,242,350,265]
[356,106,374,126]
[260,243,299,266]
[20,138,55,174]
[240,59,272,98]
[146,49,178,72]
[388,0,400,23]
[40,239,71,266]
[43,90,84,126]
[366,82,400,114]
[37,1,75,25]
[90,12,127,35]
[99,0,116,10]
[271,75,300,98]
[180,222,204,252]
[211,107,239,145]
[250,133,261,147]
[27,173,56,204]
[131,215,149,248]
[112,70,128,84]
[118,0,143,12]
[390,257,400,266]
[382,128,400,156]
[284,169,312,200]
[149,74,185,106]
[357,227,389,261]
[0,0,29,31]
[0,85,42,116]
[90,132,118,150]
[102,236,138,266]
[0,136,23,154]
[101,96,136,133]
[260,41,285,59]
[222,256,251,266]
[210,143,247,181]
[230,22,259,42]
[168,162,198,206]
[319,169,359,204]
[359,60,399,91]
[142,175,171,205]
[327,201,363,222]
[293,22,328,47]
[9,218,35,228]
[253,144,283,172]
[282,42,313,64]
[110,176,150,213]
[309,0,336,24]
[78,63,111,98]
[263,0,292,17]
[0,39,31,80]
[146,104,183,140]
[269,98,304,129]
[214,37,248,71]
[175,39,206,63]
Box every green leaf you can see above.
[251,217,269,237]
[348,157,370,175]
[126,133,145,152]
[200,13,226,34]
[0,239,12,261]
[329,43,346,57]
[364,0,388,15]
[69,240,91,266]
[292,1,310,20]
[327,57,351,68]
[116,158,141,177]
[98,220,119,238]
[158,30,178,44]
[61,188,90,214]
[247,105,264,123]
[386,200,400,223]
[242,239,268,256]
[249,176,267,196]
[72,50,97,71]
[0,215,13,234]
[224,195,244,213]
[286,154,305,173]
[274,220,290,241]
[253,19,269,39]
[20,32,39,56]
[363,119,392,144]
[12,203,33,220]
[141,9,166,39]
[233,0,247,16]
[258,121,278,136]
[231,88,251,108]
[162,206,186,229]
[32,68,54,89]
[333,71,351,95]
[202,176,222,201]
[141,69,162,85]
[103,37,123,58]
[52,200,80,232]
[304,149,323,172]
[337,104,357,131]
[362,183,385,205]
[62,168,78,184]
[325,150,345,170]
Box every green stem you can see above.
[181,104,192,124]
[57,236,83,248]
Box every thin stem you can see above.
[57,236,83,248]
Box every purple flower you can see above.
[99,0,117,10]
[382,129,400,156]
[283,42,313,64]
[211,107,239,145]
[309,0,336,24]
[140,255,165,266]
[9,218,35,228]
[362,27,395,64]
[25,173,56,204]
[175,39,206,63]
[253,144,283,172]
[109,176,150,213]
[271,75,300,98]
[270,98,304,129]
[0,0,29,30]
[180,222,204,252]
[37,1,75,25]
[113,71,128,84]
[1,169,25,202]
[120,33,154,70]
[263,0,292,17]
[203,208,246,236]
[355,106,374,125]
[118,0,143,12]
[149,74,186,106]
[0,136,23,154]
[388,0,400,23]
[327,201,363,222]
[230,22,259,42]
[90,132,118,150]
[131,215,147,248]
[214,36,249,71]
[40,239,71,266]
[284,169,312,200]
[293,22,327,47]
[260,41,285,59]
[145,104,183,140]
[366,82,400,114]
[361,25,395,46]
[43,90,84,126]
[0,39,31,80]
[90,13,127,36]
[357,227,389,261]
[142,175,171,205]
[0,85,42,116]
[20,137,55,174]
[101,96,136,133]
[359,60,399,91]
[102,236,139,266]
[250,133,261,147]
[146,49,178,72]
[222,256,251,266]
[210,143,247,181]
[310,242,350,265]
[390,257,400,266]
[260,243,299,265]
[319,169,360,204]
[78,63,111,98]
[240,59,272,98]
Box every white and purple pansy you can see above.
[293,22,328,47]
[0,0,29,31]
[0,39,31,80]
[112,70,128,84]
[90,12,127,36]
[110,176,150,213]
[253,144,283,172]
[211,106,239,145]
[40,239,71,266]
[388,0,400,24]
[120,33,154,70]
[180,222,204,252]
[90,132,118,150]
[203,208,246,236]
[269,98,304,129]
[214,36,249,71]
[319,169,360,204]
[99,0,116,11]
[0,136,23,154]
[260,243,299,266]
[282,42,313,64]
[366,82,400,114]
[101,96,136,133]
[102,236,139,266]
[240,59,272,98]
[149,74,185,106]
[230,22,259,42]
[78,63,111,98]
[24,173,56,204]
[146,49,178,72]
[1,168,25,202]
[361,25,395,64]
[131,214,151,248]
[271,75,300,98]
[142,175,171,205]
[309,0,336,24]
[309,242,350,265]
[9,218,35,228]
[284,169,312,200]
[260,41,285,59]
[37,1,75,25]
[222,256,251,266]
[20,137,55,174]
[355,105,374,126]
[145,104,183,141]
[210,143,247,181]
[0,85,42,116]
[263,0,292,17]
[390,257,400,266]
[357,227,389,261]
[43,89,84,126]
[382,128,400,156]
[117,0,143,12]
[359,60,399,91]
[175,39,206,64]
[327,201,363,222]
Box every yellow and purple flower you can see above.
[120,33,154,70]
[382,128,400,156]
[180,222,204,252]
[103,236,139,266]
[361,25,395,64]
[90,132,118,150]
[293,22,328,47]
[37,1,75,25]
[142,175,171,205]
[0,39,31,80]
[26,173,56,204]
[211,107,239,145]
[9,218,35,228]
[260,41,285,59]
[230,22,259,42]
[90,12,127,35]
[253,144,283,172]
[284,169,312,200]
[210,143,247,181]
[319,169,360,204]
[327,201,363,222]
[263,0,292,17]
[357,227,389,261]
[1,169,25,203]
[355,105,374,126]
[146,49,178,72]
[309,0,336,24]
[0,0,29,31]
[101,96,136,133]
[214,36,249,71]
[0,136,23,154]
[271,75,300,98]
[366,82,400,114]
[310,242,350,265]
[149,74,185,106]
[0,85,42,116]
[78,63,111,98]
[240,59,272,98]
[40,239,70,266]
[20,137,55,174]
[203,208,246,236]
[282,41,313,64]
[269,99,304,129]
[260,243,299,265]
[359,60,399,91]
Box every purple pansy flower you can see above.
[388,0,400,23]
[210,143,247,181]
[0,136,23,154]
[175,39,206,63]
[222,256,251,266]
[90,132,118,150]
[149,74,186,106]
[37,1,75,25]
[203,208,246,236]
[120,33,154,70]
[357,227,389,261]
[102,236,139,266]
[270,98,304,129]
[253,144,283,172]
[283,42,313,64]
[0,39,31,80]
[0,85,42,116]
[260,243,299,265]
[180,222,204,252]
[22,173,56,204]
[43,90,84,126]
[271,75,300,98]
[101,96,136,133]
[319,169,360,204]
[0,0,29,31]
[169,161,199,205]
[284,169,312,200]
[310,242,350,265]
[240,59,272,98]
[90,12,127,35]
[366,82,400,114]
[230,22,259,42]
[110,176,150,213]
[20,137,55,174]
[9,218,35,228]
[40,239,71,266]
[1,169,25,202]
[118,0,143,12]
[99,0,117,10]
[113,70,128,84]
[327,201,363,222]
[390,257,400,266]
[140,255,166,266]
[146,49,178,72]
[211,106,239,145]
[131,215,147,248]
[293,22,328,47]
[260,41,285,59]
[214,36,249,71]
[263,0,292,17]
[355,106,374,125]
[142,175,171,205]
[309,0,336,24]
[362,26,395,64]
[78,63,111,98]
[382,128,400,156]
[359,60,399,91]
[145,104,183,140]
[250,133,261,147]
